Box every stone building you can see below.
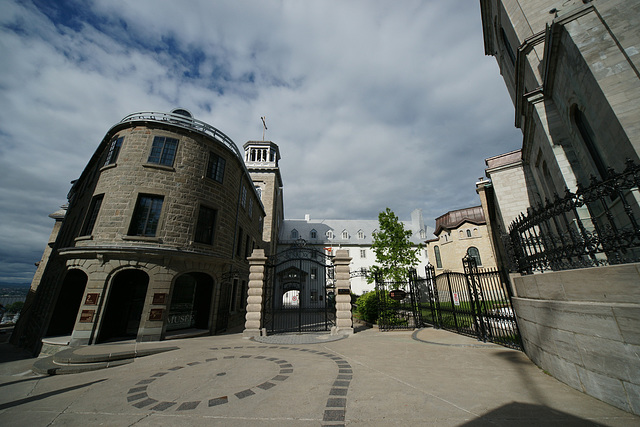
[480,0,640,414]
[424,205,497,273]
[243,140,284,257]
[278,209,432,295]
[13,109,281,354]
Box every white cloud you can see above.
[0,0,522,285]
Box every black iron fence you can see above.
[264,245,335,334]
[507,159,640,274]
[374,272,421,331]
[419,257,522,350]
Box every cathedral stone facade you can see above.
[481,0,640,415]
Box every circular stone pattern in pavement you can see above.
[126,345,353,425]
[127,352,293,411]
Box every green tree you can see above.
[369,208,422,285]
[6,301,24,313]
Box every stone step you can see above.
[32,356,132,375]
[32,344,179,375]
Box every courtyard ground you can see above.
[0,326,637,426]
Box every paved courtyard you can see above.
[0,327,638,426]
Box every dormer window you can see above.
[327,230,334,239]
[291,229,299,239]
[342,230,349,239]
[310,229,317,239]
[357,230,364,239]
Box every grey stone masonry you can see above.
[332,249,353,336]
[243,249,268,338]
[511,263,640,415]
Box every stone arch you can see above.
[467,247,482,267]
[167,272,214,332]
[46,269,87,337]
[97,269,149,343]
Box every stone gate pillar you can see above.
[243,249,268,338]
[332,249,354,336]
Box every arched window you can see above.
[310,229,317,239]
[466,229,472,238]
[291,229,298,239]
[434,246,442,269]
[574,106,607,180]
[501,27,516,65]
[467,247,482,267]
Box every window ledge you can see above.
[122,235,163,243]
[75,235,93,242]
[205,176,223,184]
[143,163,175,172]
[100,163,117,172]
[191,241,214,248]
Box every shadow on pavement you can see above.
[0,342,34,364]
[459,402,607,426]
[0,378,107,411]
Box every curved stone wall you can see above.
[512,263,640,415]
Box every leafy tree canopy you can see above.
[369,208,422,285]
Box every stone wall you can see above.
[60,249,241,346]
[78,123,263,256]
[511,264,640,415]
[425,222,497,273]
[485,152,534,227]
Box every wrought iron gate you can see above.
[374,270,421,331]
[264,244,335,333]
[419,256,522,350]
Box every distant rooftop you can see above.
[485,149,522,171]
[434,206,485,235]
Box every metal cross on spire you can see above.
[261,116,267,141]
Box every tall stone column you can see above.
[332,249,353,336]
[243,249,268,338]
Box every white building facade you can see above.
[278,209,433,295]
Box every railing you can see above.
[507,159,640,274]
[114,111,264,209]
[118,111,243,159]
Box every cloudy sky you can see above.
[0,0,522,286]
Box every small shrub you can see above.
[355,291,380,323]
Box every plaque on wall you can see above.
[149,309,164,321]
[85,293,99,305]
[152,293,167,304]
[337,288,351,295]
[79,310,95,323]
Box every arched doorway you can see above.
[282,288,300,307]
[264,246,335,334]
[46,269,87,337]
[98,269,149,343]
[167,273,214,332]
